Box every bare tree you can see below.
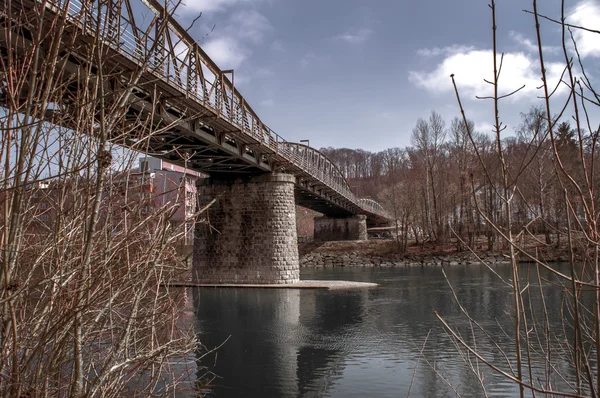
[439,0,600,396]
[411,111,447,242]
[450,117,476,249]
[516,106,554,244]
[0,0,205,395]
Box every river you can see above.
[189,263,589,397]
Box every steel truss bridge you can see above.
[2,0,390,224]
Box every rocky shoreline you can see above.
[299,244,570,268]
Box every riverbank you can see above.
[299,239,571,268]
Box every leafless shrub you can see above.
[0,0,204,395]
[440,1,600,397]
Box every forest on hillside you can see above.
[319,108,589,253]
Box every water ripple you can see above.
[190,264,585,397]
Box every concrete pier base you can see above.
[313,215,367,241]
[193,173,299,284]
[168,280,378,290]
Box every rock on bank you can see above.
[299,240,569,268]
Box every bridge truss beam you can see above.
[1,0,391,224]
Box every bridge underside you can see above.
[0,0,389,226]
[3,0,391,285]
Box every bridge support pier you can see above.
[313,215,367,241]
[193,173,299,284]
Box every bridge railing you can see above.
[46,0,389,220]
[280,142,388,216]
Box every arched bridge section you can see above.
[3,0,389,225]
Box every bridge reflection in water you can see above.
[187,265,582,397]
[192,285,369,397]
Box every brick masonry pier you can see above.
[313,215,368,241]
[193,173,299,284]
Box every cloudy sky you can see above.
[173,0,600,152]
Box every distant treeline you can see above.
[319,108,591,252]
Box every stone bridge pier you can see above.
[193,173,299,284]
[313,215,367,242]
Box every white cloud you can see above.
[228,9,271,43]
[260,99,275,107]
[409,48,565,100]
[300,52,327,68]
[416,45,476,58]
[233,73,249,86]
[377,111,394,120]
[334,28,373,45]
[196,8,272,70]
[235,67,273,86]
[203,37,248,69]
[254,67,274,78]
[474,121,495,135]
[568,0,600,58]
[184,0,259,12]
[509,31,560,55]
[271,40,285,52]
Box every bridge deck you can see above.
[2,0,391,224]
